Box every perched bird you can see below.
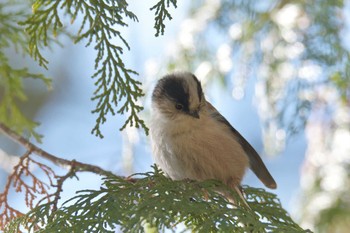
[150,72,276,201]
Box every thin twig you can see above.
[0,123,135,230]
[51,165,77,212]
[0,123,115,177]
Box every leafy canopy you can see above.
[0,2,51,141]
[6,167,310,233]
[1,0,177,139]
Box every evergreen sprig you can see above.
[0,58,51,142]
[0,3,28,53]
[19,0,148,137]
[18,1,63,69]
[6,166,310,233]
[0,3,51,142]
[151,0,177,36]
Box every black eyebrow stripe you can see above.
[152,75,190,112]
[191,74,202,102]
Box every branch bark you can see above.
[0,123,115,177]
[0,122,134,230]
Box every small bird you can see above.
[150,72,276,201]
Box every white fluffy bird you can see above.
[150,72,276,196]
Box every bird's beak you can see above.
[188,110,200,119]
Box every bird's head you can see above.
[152,72,205,121]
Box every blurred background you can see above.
[1,1,350,232]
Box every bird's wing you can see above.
[206,101,277,189]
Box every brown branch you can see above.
[0,152,30,229]
[0,122,123,230]
[0,150,58,231]
[51,163,78,212]
[0,123,115,177]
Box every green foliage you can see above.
[331,71,350,104]
[0,0,189,139]
[17,1,61,69]
[0,2,51,142]
[18,0,149,138]
[6,167,310,233]
[0,61,50,142]
[315,188,350,233]
[151,0,177,36]
[0,3,28,54]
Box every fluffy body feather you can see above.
[151,72,276,190]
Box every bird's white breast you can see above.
[150,108,249,186]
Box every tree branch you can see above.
[0,122,131,230]
[0,123,115,177]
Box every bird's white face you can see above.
[151,72,205,122]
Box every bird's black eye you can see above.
[175,103,183,110]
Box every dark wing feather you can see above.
[206,101,277,189]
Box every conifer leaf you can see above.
[19,0,149,137]
[151,0,177,36]
[6,167,311,232]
